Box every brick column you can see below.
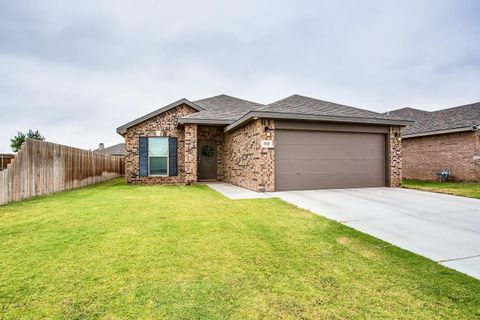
[256,119,275,192]
[389,126,402,187]
[185,124,198,184]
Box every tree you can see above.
[10,130,45,152]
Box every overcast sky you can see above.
[1,0,479,152]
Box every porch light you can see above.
[394,131,401,141]
[264,126,273,138]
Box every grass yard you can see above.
[403,179,480,199]
[1,179,479,319]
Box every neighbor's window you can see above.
[148,137,168,176]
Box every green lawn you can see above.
[1,179,479,319]
[403,179,480,199]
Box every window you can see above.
[148,137,168,176]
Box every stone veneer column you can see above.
[222,119,276,192]
[257,119,275,192]
[389,126,402,187]
[184,124,198,184]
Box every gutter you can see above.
[402,126,476,139]
[224,111,414,132]
[177,118,234,126]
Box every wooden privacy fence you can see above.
[0,139,125,205]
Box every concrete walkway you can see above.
[268,187,480,280]
[205,182,271,200]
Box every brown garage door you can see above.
[275,130,386,191]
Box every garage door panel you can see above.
[278,133,381,144]
[276,160,384,173]
[276,173,385,190]
[275,130,386,191]
[278,131,362,143]
[275,146,383,161]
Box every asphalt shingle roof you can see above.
[180,94,265,122]
[119,94,412,135]
[387,107,430,120]
[260,94,398,121]
[389,102,480,136]
[182,94,405,123]
[93,143,125,156]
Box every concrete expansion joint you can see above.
[437,254,480,263]
[406,211,480,234]
[340,214,408,224]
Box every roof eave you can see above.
[224,111,414,132]
[402,126,474,138]
[116,98,204,135]
[177,118,234,126]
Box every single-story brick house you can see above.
[389,102,480,182]
[117,94,411,191]
[93,143,125,157]
[0,153,15,171]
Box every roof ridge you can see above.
[389,107,428,112]
[270,94,387,117]
[267,94,299,106]
[429,101,480,114]
[194,94,265,106]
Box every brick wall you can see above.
[223,119,275,192]
[184,124,197,184]
[389,126,402,187]
[124,104,197,184]
[402,131,479,182]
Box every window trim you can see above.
[148,137,169,177]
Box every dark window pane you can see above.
[149,157,167,175]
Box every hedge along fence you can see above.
[0,139,125,205]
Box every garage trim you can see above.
[275,120,390,133]
[274,121,390,191]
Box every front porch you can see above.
[184,124,224,184]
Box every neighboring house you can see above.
[389,102,480,182]
[0,154,14,171]
[117,94,411,192]
[93,143,125,157]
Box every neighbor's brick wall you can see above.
[198,126,224,180]
[402,131,479,182]
[389,126,402,187]
[223,119,275,192]
[476,131,480,177]
[124,104,197,184]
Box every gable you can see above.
[117,98,203,135]
[123,104,199,136]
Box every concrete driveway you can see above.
[268,188,480,280]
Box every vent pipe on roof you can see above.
[99,143,105,150]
